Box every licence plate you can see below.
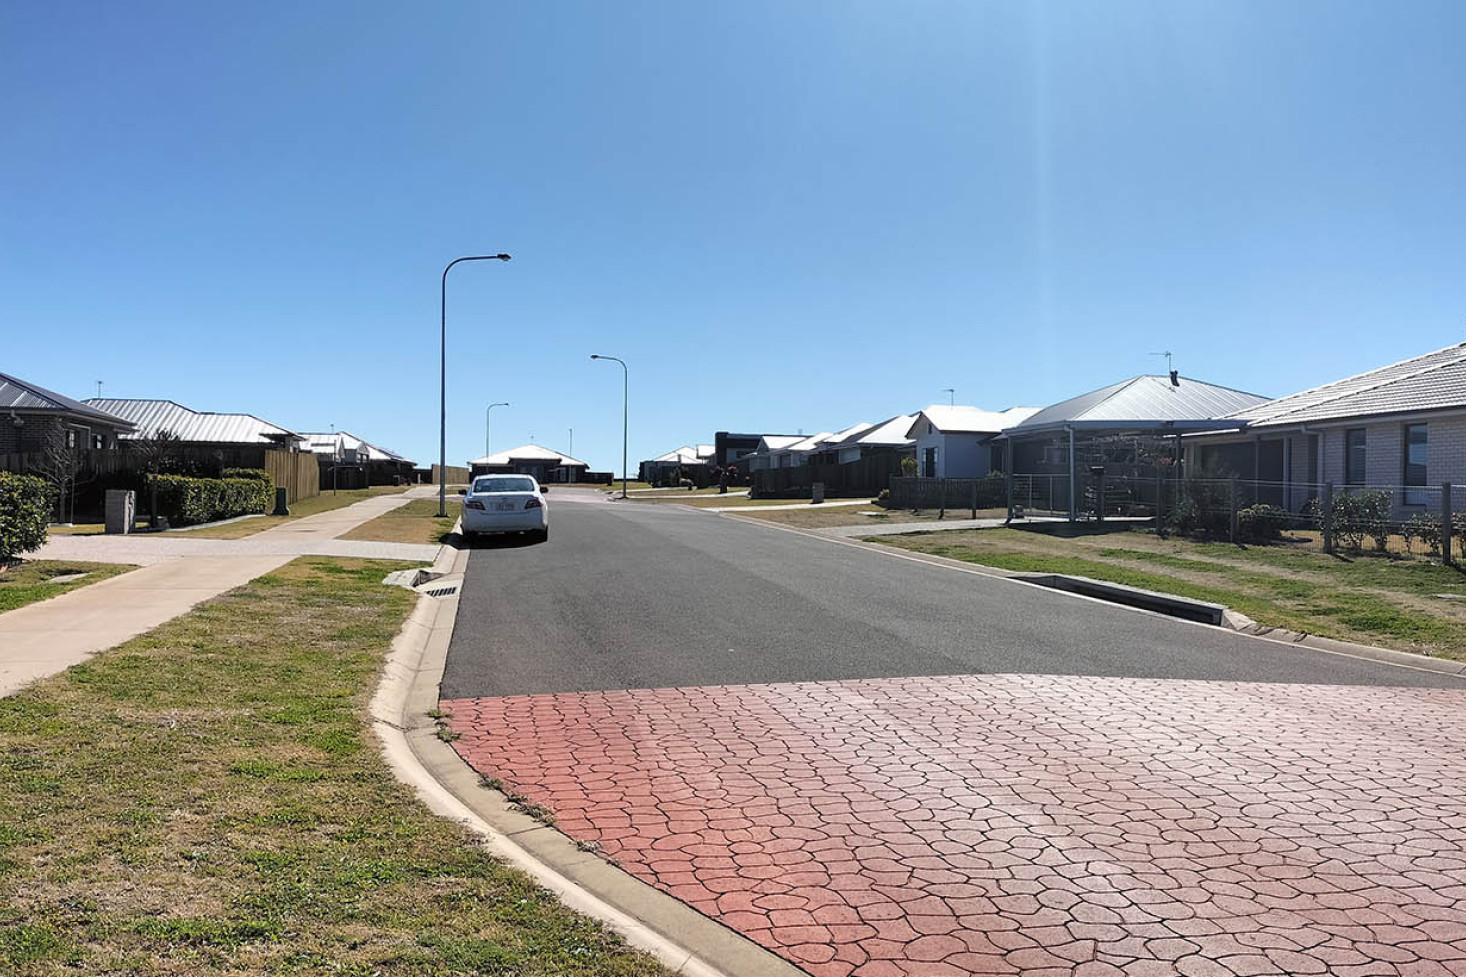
[496,502,517,511]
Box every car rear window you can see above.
[473,476,537,493]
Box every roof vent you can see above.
[1169,370,1180,387]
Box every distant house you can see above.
[639,444,714,484]
[0,371,133,457]
[1185,342,1466,514]
[746,435,804,471]
[826,414,917,464]
[715,432,795,468]
[469,444,589,483]
[300,431,416,488]
[998,374,1268,519]
[905,405,1041,478]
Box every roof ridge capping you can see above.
[1225,341,1466,425]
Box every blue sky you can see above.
[5,2,1466,473]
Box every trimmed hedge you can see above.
[222,468,272,482]
[1,472,54,562]
[147,474,273,527]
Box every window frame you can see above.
[1344,428,1366,486]
[1403,422,1428,506]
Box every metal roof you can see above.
[1004,376,1269,436]
[84,399,302,445]
[0,371,134,427]
[756,435,804,453]
[470,443,588,467]
[299,431,414,465]
[784,431,835,454]
[1223,342,1466,428]
[852,414,917,448]
[907,405,1042,437]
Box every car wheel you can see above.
[536,527,549,543]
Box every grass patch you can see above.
[0,561,136,614]
[875,528,1466,660]
[166,486,411,539]
[339,499,457,545]
[0,556,666,976]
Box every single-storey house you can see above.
[826,414,916,464]
[715,431,798,468]
[1185,342,1466,515]
[639,444,715,484]
[302,431,417,488]
[905,405,1042,478]
[1,371,133,457]
[746,435,805,471]
[998,374,1269,518]
[470,444,589,483]
[85,399,306,456]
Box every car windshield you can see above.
[472,476,536,494]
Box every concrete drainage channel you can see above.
[1018,573,1225,625]
[384,566,461,599]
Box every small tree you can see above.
[0,472,53,568]
[126,428,184,475]
[29,421,88,524]
[900,456,918,478]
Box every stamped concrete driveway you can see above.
[443,498,1466,976]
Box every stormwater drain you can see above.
[423,585,459,598]
[1020,573,1225,625]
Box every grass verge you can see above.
[340,499,457,544]
[873,527,1466,661]
[164,486,411,539]
[0,556,666,976]
[0,561,136,615]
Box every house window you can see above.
[1404,423,1428,505]
[65,429,77,450]
[1345,429,1366,485]
[93,434,105,450]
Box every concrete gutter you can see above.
[370,531,806,977]
[717,510,1466,682]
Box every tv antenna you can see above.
[942,387,955,406]
[1149,351,1173,373]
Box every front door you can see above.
[924,447,937,478]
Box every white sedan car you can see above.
[460,475,549,541]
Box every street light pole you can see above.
[485,402,509,458]
[439,254,511,517]
[590,354,628,498]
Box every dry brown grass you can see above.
[339,499,457,544]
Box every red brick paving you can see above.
[444,674,1466,976]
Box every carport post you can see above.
[1004,441,1014,524]
[1444,483,1454,565]
[1067,425,1076,522]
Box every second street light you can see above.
[590,354,628,498]
[438,253,511,518]
[484,402,508,458]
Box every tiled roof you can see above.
[1225,343,1466,428]
[83,398,300,445]
[0,372,134,427]
[1007,376,1269,434]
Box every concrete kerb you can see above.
[716,510,1466,682]
[371,527,805,977]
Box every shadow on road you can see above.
[441,531,546,550]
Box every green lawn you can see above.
[0,561,136,614]
[0,557,667,976]
[340,499,457,544]
[874,527,1466,662]
[161,486,411,539]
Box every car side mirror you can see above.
[540,486,549,494]
[457,488,467,495]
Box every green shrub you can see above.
[1165,479,1231,539]
[0,472,54,563]
[1236,504,1285,543]
[899,457,918,478]
[146,474,272,526]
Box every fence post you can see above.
[1230,477,1239,543]
[1005,468,1014,524]
[938,479,945,520]
[1155,473,1164,531]
[971,479,978,520]
[1322,482,1334,555]
[1444,482,1454,566]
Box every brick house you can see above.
[1184,343,1466,515]
[0,370,134,459]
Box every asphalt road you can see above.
[441,492,1463,698]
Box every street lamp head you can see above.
[494,254,512,261]
[590,354,601,360]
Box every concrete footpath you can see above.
[0,486,443,698]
